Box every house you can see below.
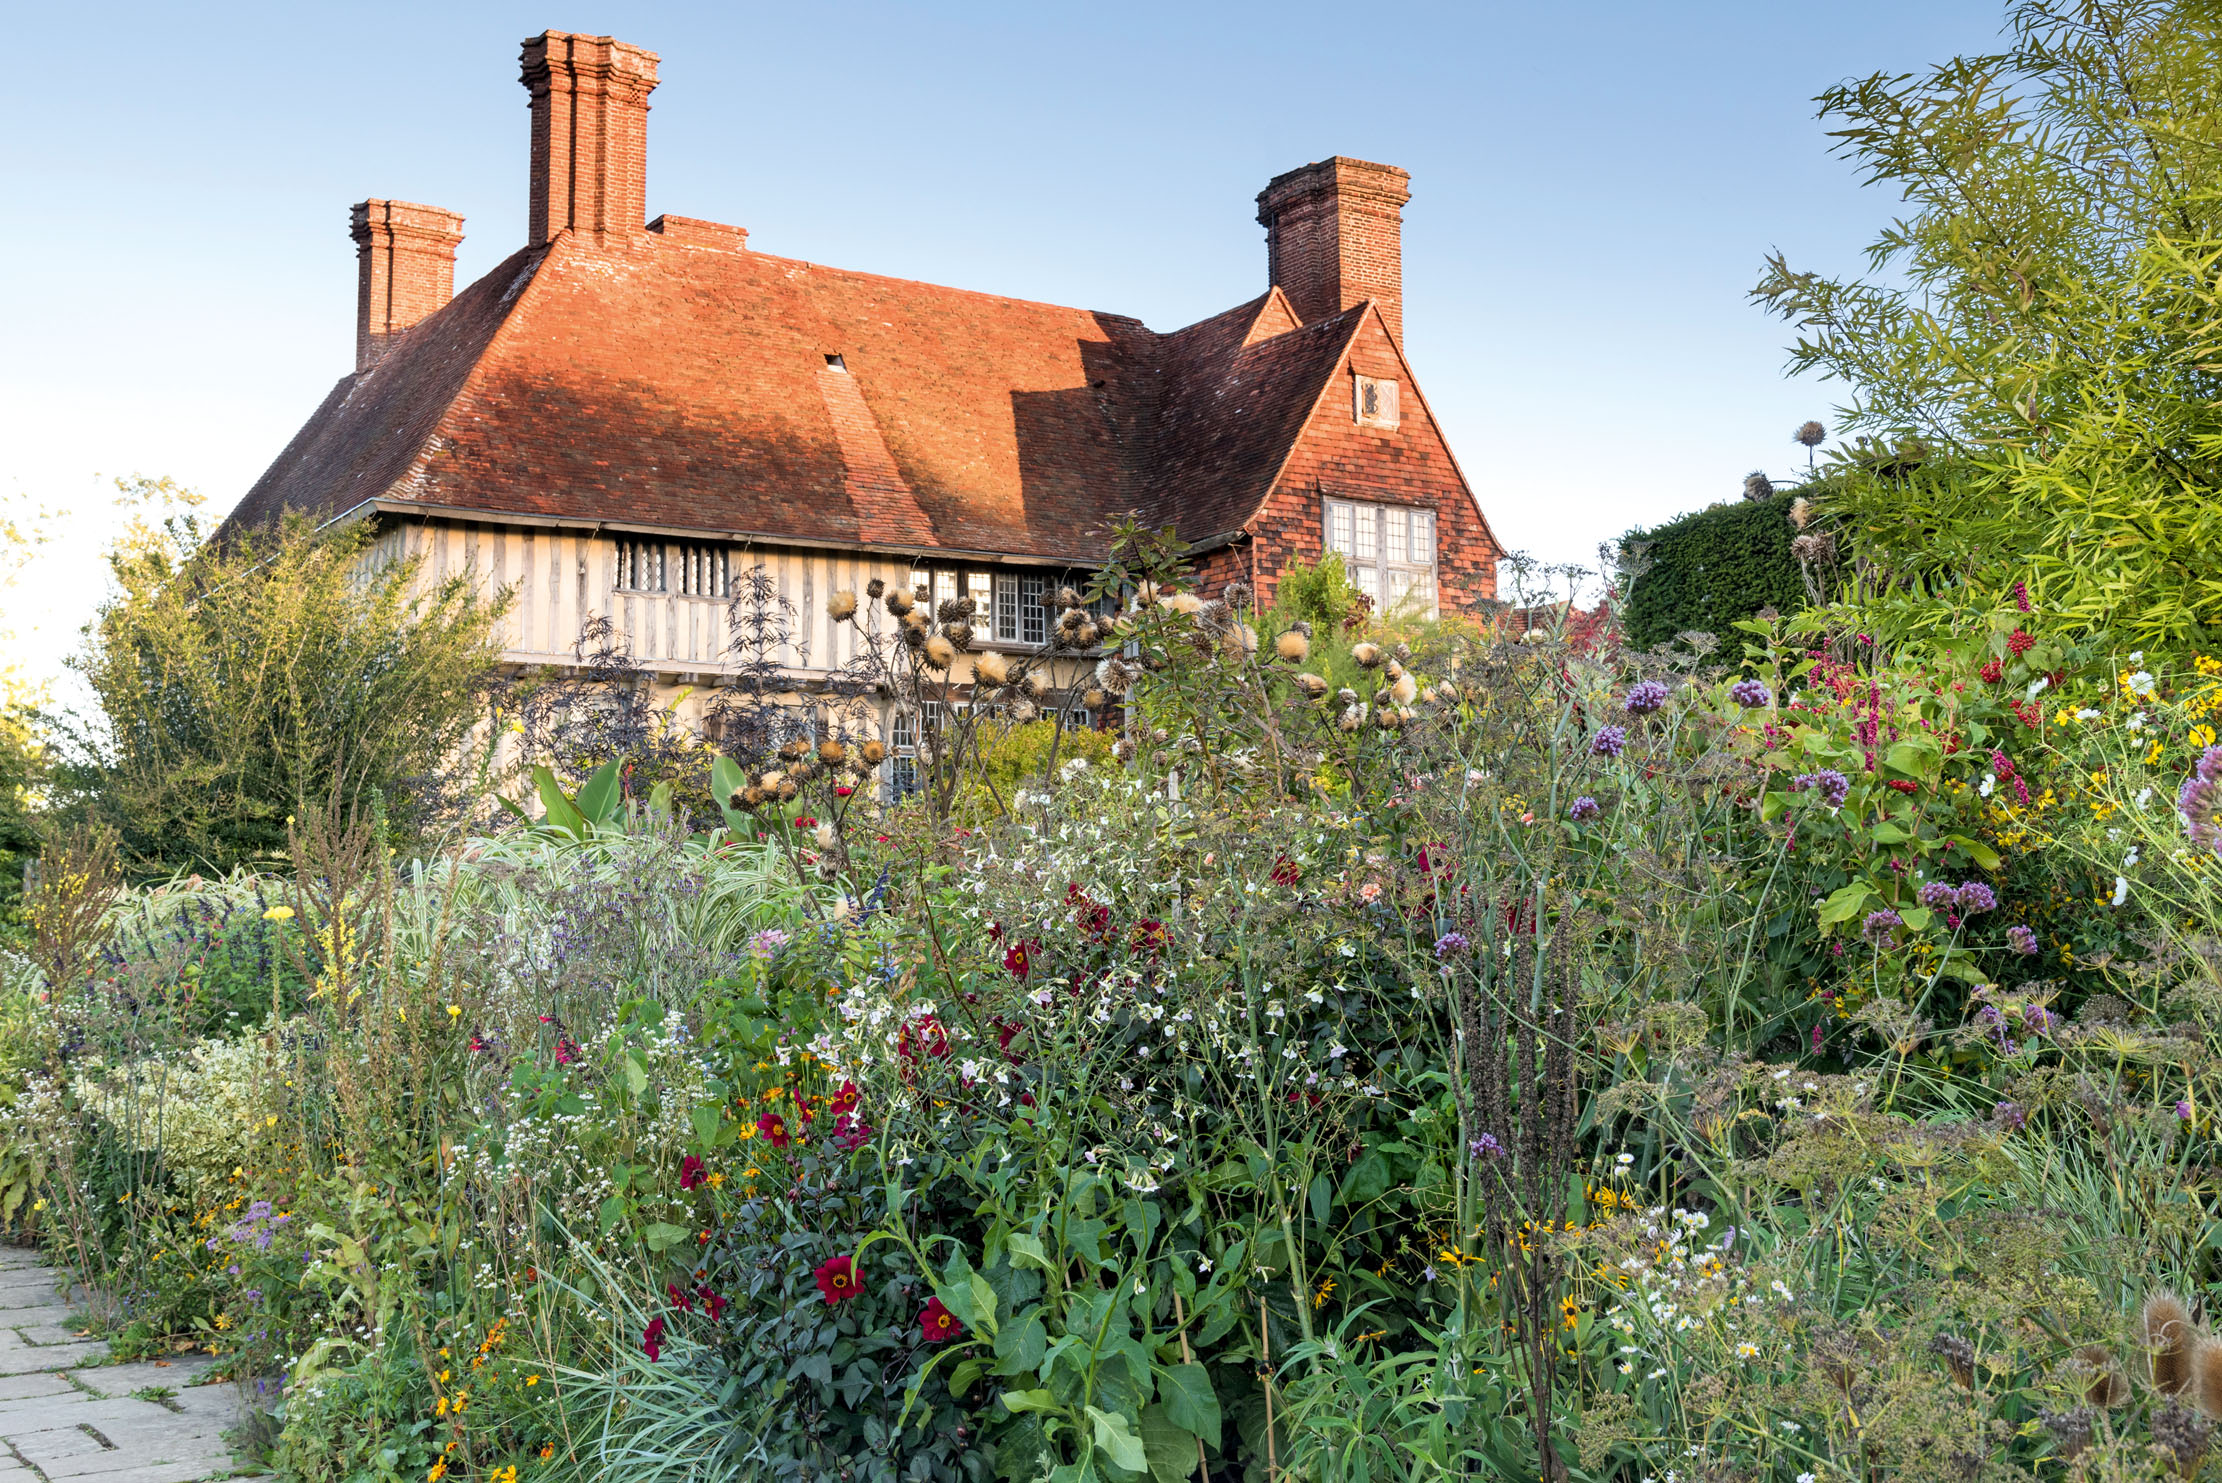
[224,30,1501,755]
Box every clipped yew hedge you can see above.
[1622,494,1806,651]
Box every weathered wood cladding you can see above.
[365,518,1096,684]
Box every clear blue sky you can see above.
[1,1,2006,682]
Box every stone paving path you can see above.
[0,1246,261,1482]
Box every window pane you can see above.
[967,572,993,619]
[994,575,1019,641]
[1386,507,1409,564]
[1327,502,1354,556]
[1411,509,1434,562]
[890,709,916,749]
[1354,509,1377,562]
[934,570,958,617]
[1022,576,1047,645]
[1354,564,1380,604]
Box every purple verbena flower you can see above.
[1568,796,1602,822]
[2177,1099,2194,1121]
[1730,678,1773,708]
[1992,1100,2026,1131]
[2181,751,2222,852]
[1469,1133,1505,1160]
[2006,924,2039,956]
[1917,881,1958,911]
[1791,769,1851,809]
[1433,931,1471,957]
[1861,908,1903,947]
[1590,725,1627,759]
[1624,680,1670,715]
[1955,881,1998,914]
[2021,1004,2054,1035]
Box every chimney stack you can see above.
[351,200,465,372]
[521,31,660,247]
[1255,157,1412,348]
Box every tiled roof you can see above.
[229,229,1445,562]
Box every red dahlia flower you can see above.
[814,1255,861,1304]
[897,1017,951,1062]
[1004,940,1039,980]
[756,1112,790,1148]
[642,1316,665,1361]
[702,1288,727,1321]
[828,1081,859,1117]
[919,1296,966,1343]
[1271,854,1301,886]
[667,1282,693,1313]
[678,1155,707,1190]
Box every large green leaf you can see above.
[532,765,586,839]
[710,752,747,804]
[1155,1362,1221,1447]
[1139,1405,1201,1483]
[1087,1407,1149,1474]
[1815,882,1875,927]
[576,758,623,825]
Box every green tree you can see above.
[67,511,508,874]
[1754,0,2222,647]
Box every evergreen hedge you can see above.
[1621,494,1805,651]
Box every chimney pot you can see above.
[521,31,660,247]
[1256,157,1412,348]
[350,199,465,373]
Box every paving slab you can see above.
[0,1248,262,1480]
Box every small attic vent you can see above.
[824,353,847,371]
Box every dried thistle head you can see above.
[827,589,859,622]
[2194,1338,2222,1419]
[885,587,914,616]
[1743,471,1774,502]
[1021,669,1050,699]
[866,577,887,599]
[1390,673,1417,707]
[780,737,812,761]
[944,620,975,651]
[1075,621,1099,646]
[974,651,1011,687]
[2154,1401,2214,1477]
[859,740,887,766]
[1058,586,1081,609]
[922,635,957,671]
[2041,1406,2096,1461]
[1008,698,1037,724]
[1791,532,1838,565]
[1929,1332,1976,1390]
[1789,497,1812,530]
[774,776,800,801]
[817,740,847,765]
[1169,592,1203,615]
[2148,1291,2197,1397]
[1796,419,1826,448]
[2073,1344,2130,1407]
[739,785,765,809]
[1081,688,1106,710]
[1294,672,1329,700]
[1351,642,1385,669]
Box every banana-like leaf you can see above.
[576,759,623,824]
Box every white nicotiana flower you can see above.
[1980,773,1995,798]
[2128,671,2156,697]
[2029,676,2051,698]
[2113,875,2130,906]
[2138,787,2155,807]
[2077,707,2102,721]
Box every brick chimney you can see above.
[521,31,660,247]
[350,199,465,372]
[1255,157,1412,348]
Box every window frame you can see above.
[615,539,667,594]
[1353,374,1401,430]
[1322,497,1438,619]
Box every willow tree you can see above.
[70,512,507,875]
[1755,0,2222,648]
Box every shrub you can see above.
[1620,493,1807,651]
[64,514,506,876]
